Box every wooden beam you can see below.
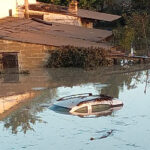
[31,18,52,26]
[24,0,29,19]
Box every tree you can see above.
[113,12,150,54]
[37,0,117,12]
[38,0,70,5]
[131,0,150,13]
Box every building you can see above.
[0,0,121,28]
[0,0,36,19]
[0,0,121,71]
[0,0,122,118]
[0,17,113,71]
[20,1,121,28]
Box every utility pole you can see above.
[141,17,149,56]
[24,0,29,19]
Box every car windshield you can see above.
[50,105,70,115]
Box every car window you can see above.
[92,104,110,113]
[75,106,88,113]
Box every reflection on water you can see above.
[1,89,56,134]
[0,65,150,150]
[3,68,19,83]
[4,108,43,134]
[3,73,19,83]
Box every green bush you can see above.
[46,46,113,68]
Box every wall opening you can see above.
[1,53,19,83]
[2,53,19,69]
[9,9,13,17]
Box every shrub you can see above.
[46,46,113,69]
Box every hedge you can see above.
[46,46,113,69]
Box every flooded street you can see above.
[0,65,150,150]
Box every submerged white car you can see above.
[50,93,123,117]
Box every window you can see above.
[75,106,88,113]
[92,104,111,113]
[9,9,12,17]
[2,53,19,83]
[2,53,18,69]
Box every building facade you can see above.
[0,39,52,71]
[0,0,120,28]
[0,1,120,71]
[0,0,36,19]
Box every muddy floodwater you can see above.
[0,65,150,150]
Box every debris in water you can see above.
[90,129,114,141]
[90,137,95,141]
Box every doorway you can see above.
[2,53,19,83]
[9,9,13,17]
[2,53,19,69]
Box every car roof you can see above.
[54,95,103,109]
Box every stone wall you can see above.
[0,39,55,70]
[24,10,93,28]
[44,13,94,28]
[28,10,82,26]
[44,12,82,26]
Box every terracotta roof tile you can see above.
[77,9,121,22]
[28,3,121,22]
[0,17,112,49]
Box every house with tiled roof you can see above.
[0,0,121,28]
[0,0,121,71]
[0,0,36,19]
[20,0,121,28]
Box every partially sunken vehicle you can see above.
[50,93,123,117]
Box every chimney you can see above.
[24,0,29,19]
[68,0,78,15]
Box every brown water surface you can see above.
[0,65,150,150]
